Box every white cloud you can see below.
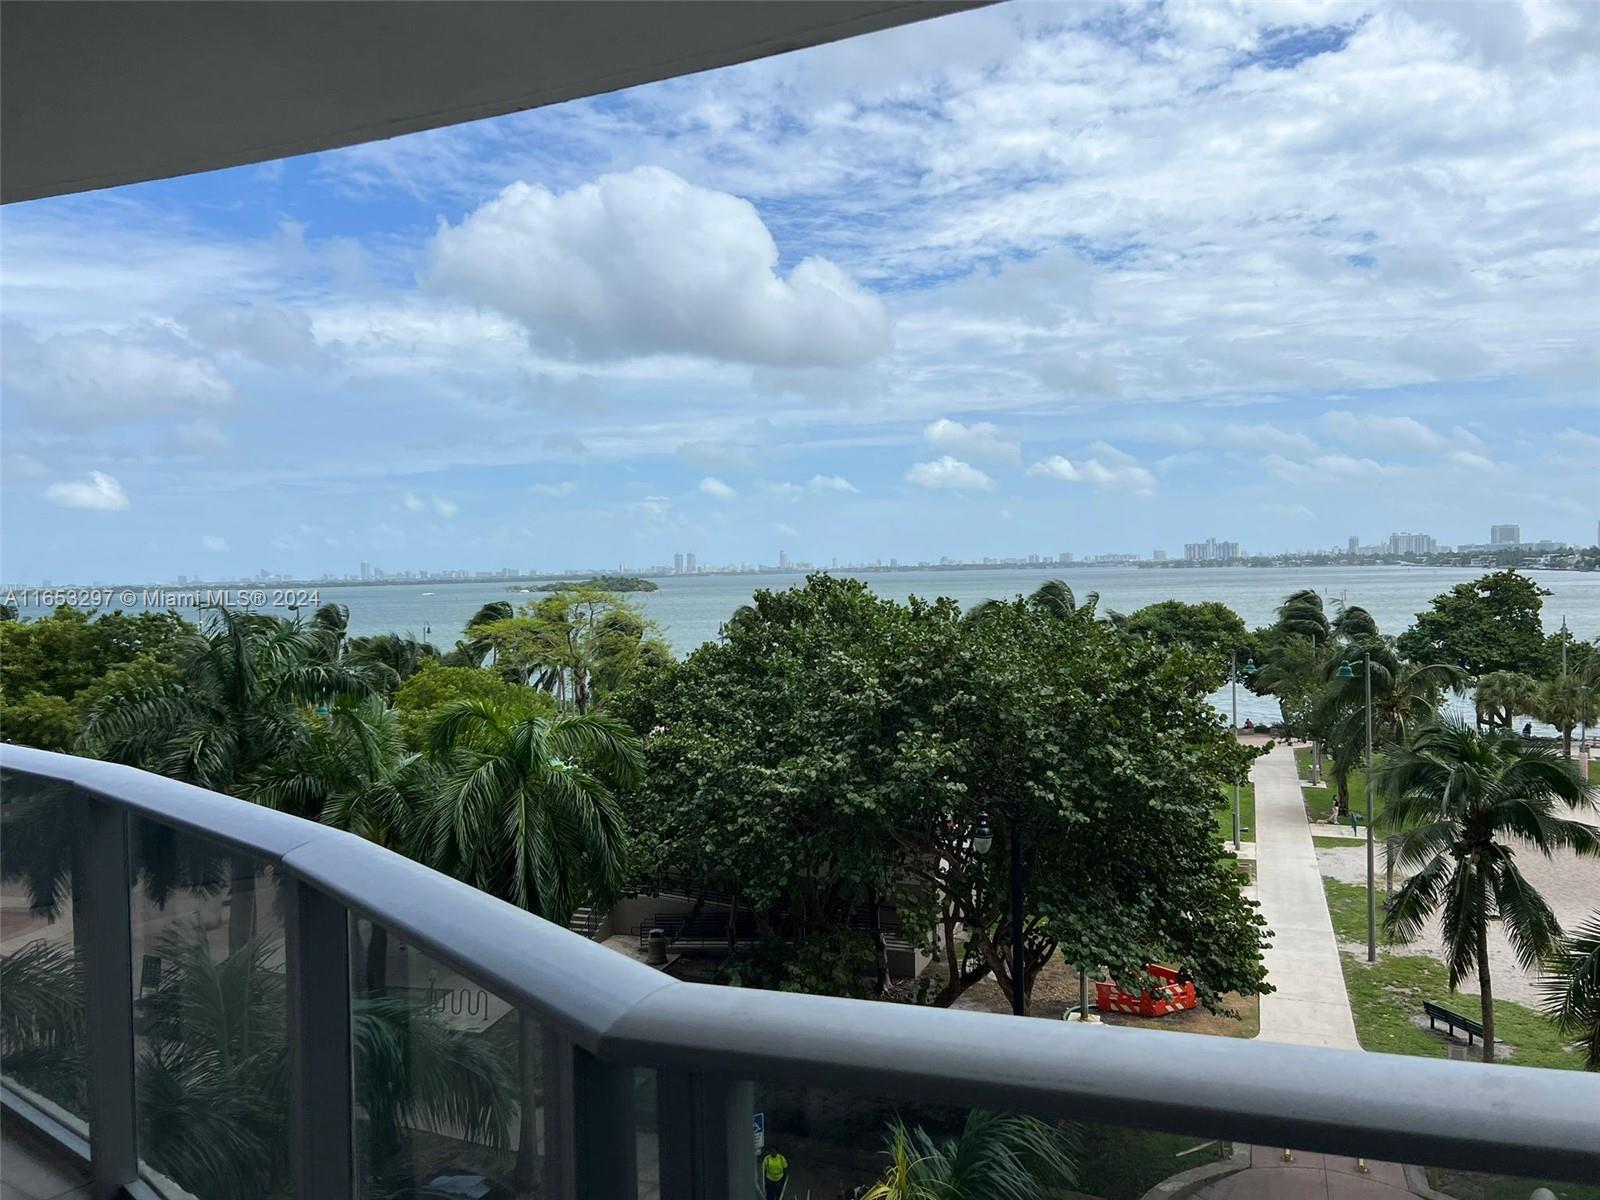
[906,456,992,491]
[1027,444,1156,494]
[807,474,858,493]
[1320,411,1444,453]
[165,419,234,457]
[676,440,759,473]
[403,492,458,517]
[1220,423,1315,455]
[428,167,890,367]
[185,304,325,368]
[1556,427,1600,450]
[201,535,230,552]
[45,471,128,511]
[1262,454,1394,483]
[532,481,577,497]
[3,326,234,424]
[699,476,737,500]
[1446,450,1502,472]
[772,522,799,538]
[923,418,1021,464]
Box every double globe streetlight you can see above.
[1336,654,1378,964]
[1231,652,1257,850]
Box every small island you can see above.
[510,575,660,594]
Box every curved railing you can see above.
[3,743,1597,1199]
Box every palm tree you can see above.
[80,607,378,795]
[1378,722,1600,1061]
[1275,589,1330,644]
[80,607,378,947]
[860,1111,1079,1200]
[346,632,439,697]
[1472,671,1538,732]
[1542,910,1600,1070]
[425,697,642,1190]
[247,698,436,992]
[1534,674,1598,758]
[0,923,513,1200]
[964,580,1093,630]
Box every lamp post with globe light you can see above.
[1232,652,1257,849]
[1337,654,1376,963]
[971,806,1026,1016]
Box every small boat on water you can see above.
[421,591,434,595]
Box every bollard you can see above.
[647,928,669,966]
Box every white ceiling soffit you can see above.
[1,0,984,205]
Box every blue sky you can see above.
[2,0,1597,582]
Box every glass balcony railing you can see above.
[3,742,1597,1200]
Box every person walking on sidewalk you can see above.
[761,1148,789,1199]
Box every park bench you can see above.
[1423,1000,1484,1046]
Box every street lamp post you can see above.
[973,803,1026,1016]
[1338,654,1377,963]
[1231,653,1257,850]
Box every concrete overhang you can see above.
[1,1,982,205]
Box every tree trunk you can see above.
[935,908,962,1007]
[866,886,889,997]
[513,1014,542,1192]
[1477,918,1495,1065]
[1562,726,1573,758]
[366,923,389,995]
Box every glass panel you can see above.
[633,1067,659,1200]
[352,917,531,1199]
[0,773,89,1130]
[129,818,288,1200]
[746,1080,1579,1200]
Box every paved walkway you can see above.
[1191,1148,1411,1200]
[1252,742,1360,1051]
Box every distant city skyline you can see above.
[10,518,1594,591]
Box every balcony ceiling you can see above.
[0,1,978,204]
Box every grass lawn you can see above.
[1214,783,1256,843]
[1425,1168,1600,1200]
[1301,765,1387,827]
[1312,835,1365,849]
[1322,879,1584,1072]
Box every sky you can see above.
[2,0,1597,583]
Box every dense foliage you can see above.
[614,575,1268,1010]
[1395,570,1551,676]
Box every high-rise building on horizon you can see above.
[1348,535,1359,554]
[1388,532,1436,555]
[673,552,684,574]
[1058,551,1073,563]
[1490,524,1520,545]
[1184,538,1240,562]
[1152,549,1166,561]
[779,549,790,569]
[685,552,697,574]
[359,560,371,580]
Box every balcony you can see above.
[3,742,1596,1200]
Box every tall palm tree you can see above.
[964,580,1093,630]
[1542,910,1600,1070]
[860,1111,1079,1200]
[1378,722,1600,1061]
[424,697,642,1190]
[1274,589,1330,644]
[247,698,436,992]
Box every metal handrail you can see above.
[4,743,1598,1194]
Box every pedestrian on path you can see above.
[762,1148,789,1200]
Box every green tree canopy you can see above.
[1396,570,1551,676]
[615,575,1267,1011]
[0,606,191,751]
[1121,599,1248,688]
[392,660,544,748]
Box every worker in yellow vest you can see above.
[761,1147,789,1199]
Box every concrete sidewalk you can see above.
[1252,742,1360,1051]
